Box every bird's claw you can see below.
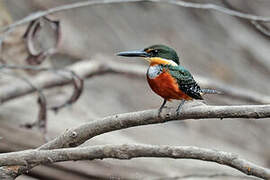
[158,108,162,117]
[176,100,185,116]
[176,108,181,116]
[158,100,167,117]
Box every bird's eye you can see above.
[152,49,158,56]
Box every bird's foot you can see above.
[158,108,163,117]
[176,100,186,116]
[158,100,167,117]
[176,109,181,116]
[158,106,168,117]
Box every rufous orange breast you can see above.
[147,66,192,101]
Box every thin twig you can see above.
[0,63,60,72]
[0,144,269,179]
[0,63,84,112]
[251,20,270,37]
[49,70,84,113]
[0,61,104,103]
[222,0,270,37]
[1,0,270,38]
[0,71,48,135]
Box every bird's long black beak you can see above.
[116,50,149,57]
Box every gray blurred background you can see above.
[0,0,270,179]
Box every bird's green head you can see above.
[117,44,180,66]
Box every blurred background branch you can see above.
[222,0,270,37]
[0,60,269,106]
[2,0,270,46]
[2,0,270,31]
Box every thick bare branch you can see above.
[1,103,269,178]
[1,0,270,39]
[1,103,268,179]
[41,104,270,150]
[162,173,259,180]
[0,144,269,179]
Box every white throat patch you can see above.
[147,65,163,79]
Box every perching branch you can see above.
[1,103,270,178]
[39,104,270,150]
[0,144,269,179]
[1,0,270,42]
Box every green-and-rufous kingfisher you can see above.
[117,44,219,115]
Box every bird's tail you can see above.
[200,88,222,95]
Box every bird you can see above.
[117,44,219,115]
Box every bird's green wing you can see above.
[165,65,203,100]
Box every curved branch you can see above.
[2,104,270,178]
[41,104,270,149]
[0,71,48,135]
[165,173,259,180]
[0,60,270,105]
[1,0,270,37]
[0,61,103,103]
[251,20,270,37]
[48,70,84,112]
[0,144,269,179]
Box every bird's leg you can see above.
[158,99,167,116]
[176,100,186,115]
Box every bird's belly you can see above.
[147,71,192,101]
